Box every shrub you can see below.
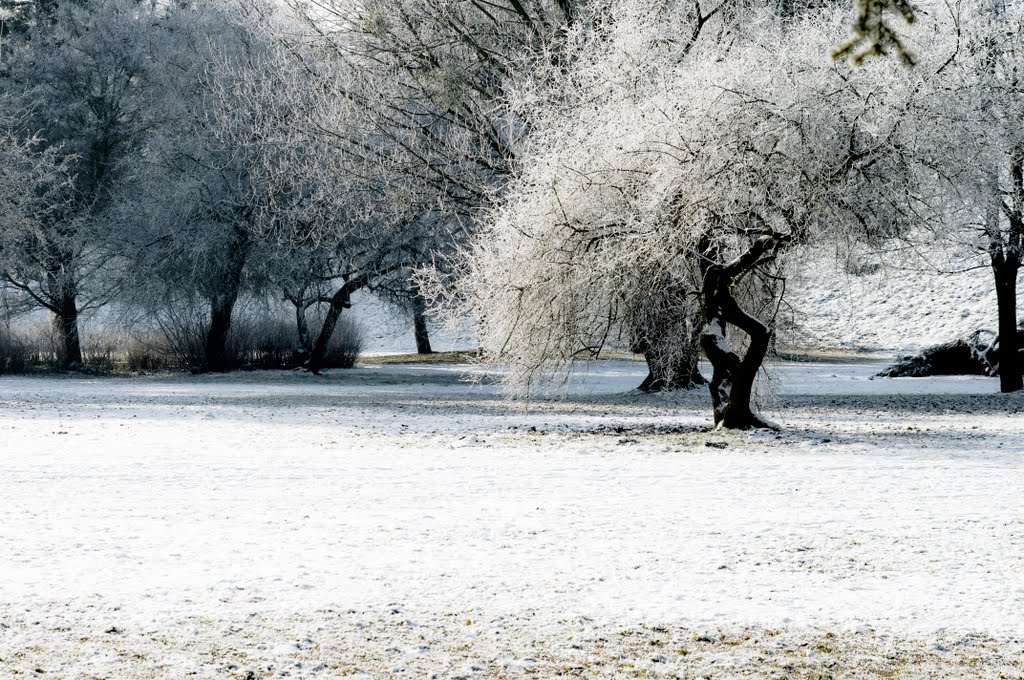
[0,323,59,373]
[154,305,209,372]
[0,326,31,374]
[227,315,298,370]
[318,316,364,369]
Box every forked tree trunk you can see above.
[993,253,1023,393]
[411,284,433,355]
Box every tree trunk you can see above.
[411,284,433,355]
[294,301,311,360]
[637,345,705,392]
[699,257,777,430]
[629,276,704,391]
[307,278,363,374]
[47,270,82,370]
[993,253,1022,393]
[204,230,248,373]
[206,291,239,373]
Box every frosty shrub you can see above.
[80,332,122,373]
[317,317,364,369]
[0,323,60,373]
[227,310,363,370]
[147,301,365,372]
[123,335,172,373]
[228,317,298,370]
[154,303,210,373]
[0,326,32,374]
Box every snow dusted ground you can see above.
[2,360,1024,678]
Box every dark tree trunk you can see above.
[204,230,248,373]
[206,291,239,373]
[993,253,1022,393]
[637,345,705,392]
[992,144,1024,392]
[700,314,774,430]
[307,277,367,374]
[698,234,783,430]
[630,276,704,391]
[294,301,311,360]
[47,270,82,370]
[411,284,433,355]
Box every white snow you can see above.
[2,360,1024,677]
[783,246,1024,353]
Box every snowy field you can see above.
[2,360,1024,678]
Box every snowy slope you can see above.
[783,246,1021,354]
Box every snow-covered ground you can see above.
[783,246,1024,354]
[2,360,1023,678]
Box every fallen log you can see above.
[878,327,1023,378]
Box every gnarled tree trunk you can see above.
[698,233,784,430]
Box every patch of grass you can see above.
[357,350,480,365]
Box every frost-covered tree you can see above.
[114,2,347,372]
[287,0,731,384]
[904,0,1024,393]
[459,2,917,428]
[0,0,159,368]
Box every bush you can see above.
[152,304,209,372]
[0,326,31,374]
[227,316,298,370]
[227,313,364,370]
[0,302,366,374]
[0,323,59,373]
[317,316,364,369]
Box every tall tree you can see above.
[908,0,1024,392]
[0,0,158,368]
